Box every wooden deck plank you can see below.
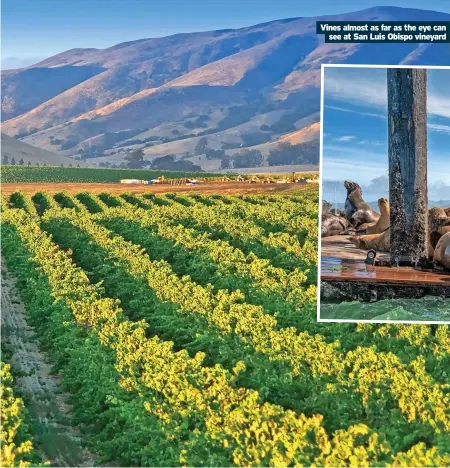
[321,235,450,286]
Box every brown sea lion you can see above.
[433,232,450,270]
[344,180,359,220]
[428,207,450,257]
[349,228,390,252]
[348,189,380,227]
[330,208,346,217]
[321,213,351,237]
[357,198,390,234]
[322,200,332,213]
[348,206,450,258]
[352,207,450,256]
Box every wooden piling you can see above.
[387,68,428,267]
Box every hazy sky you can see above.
[322,67,450,204]
[3,0,450,69]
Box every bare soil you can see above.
[1,261,96,467]
[1,181,307,196]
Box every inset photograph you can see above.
[319,65,450,323]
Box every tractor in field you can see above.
[149,175,166,184]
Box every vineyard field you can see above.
[0,362,43,467]
[1,165,223,183]
[1,189,449,467]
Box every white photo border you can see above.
[317,63,450,325]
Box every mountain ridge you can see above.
[2,6,449,170]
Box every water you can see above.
[321,295,450,322]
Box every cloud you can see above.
[334,135,356,142]
[324,68,450,120]
[364,175,389,193]
[356,139,384,146]
[430,180,450,200]
[321,154,388,186]
[324,69,387,109]
[428,94,450,119]
[324,105,386,120]
[325,105,450,135]
[428,123,450,135]
[323,144,388,170]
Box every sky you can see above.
[3,0,450,69]
[322,67,450,205]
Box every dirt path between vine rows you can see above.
[1,260,96,467]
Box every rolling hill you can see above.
[2,6,449,170]
[0,133,91,166]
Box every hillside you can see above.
[0,133,91,166]
[254,121,320,152]
[2,6,449,170]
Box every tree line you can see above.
[220,140,319,169]
[98,149,203,172]
[1,155,81,167]
[1,136,318,171]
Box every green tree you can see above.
[125,148,145,169]
[231,149,263,168]
[248,150,263,167]
[19,158,24,165]
[267,141,319,166]
[11,157,16,165]
[194,137,208,156]
[220,155,232,170]
[205,148,225,160]
[2,155,9,164]
[151,154,202,171]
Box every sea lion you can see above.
[348,205,450,258]
[322,200,332,213]
[357,198,390,234]
[349,228,390,252]
[348,191,380,228]
[330,208,346,217]
[343,181,380,227]
[428,207,450,257]
[344,180,359,220]
[433,232,450,270]
[321,213,351,237]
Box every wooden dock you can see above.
[321,236,450,301]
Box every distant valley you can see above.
[2,6,449,170]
